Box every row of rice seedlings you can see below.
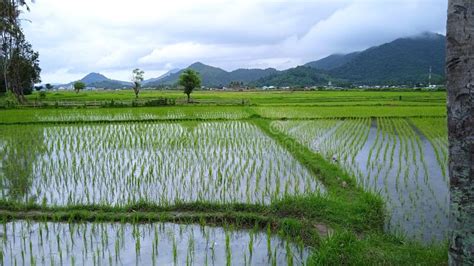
[0,122,325,206]
[275,118,448,242]
[409,118,448,182]
[253,106,446,119]
[272,118,371,179]
[361,118,447,242]
[0,221,309,266]
[34,108,250,122]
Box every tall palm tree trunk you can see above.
[446,0,474,264]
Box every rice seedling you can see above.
[273,117,448,243]
[253,106,445,119]
[0,121,325,207]
[0,220,309,265]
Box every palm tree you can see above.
[446,0,474,264]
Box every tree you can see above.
[45,83,53,90]
[446,0,474,264]
[1,0,39,102]
[7,36,40,98]
[178,69,201,103]
[131,68,144,98]
[73,81,85,94]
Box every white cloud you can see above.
[20,0,447,83]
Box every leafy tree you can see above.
[7,37,41,98]
[45,83,53,90]
[73,81,85,94]
[178,69,201,103]
[34,85,43,91]
[1,0,39,102]
[131,68,144,98]
[446,0,474,264]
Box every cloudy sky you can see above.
[21,0,447,83]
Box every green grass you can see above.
[2,89,446,105]
[0,105,446,124]
[0,106,254,123]
[253,105,446,118]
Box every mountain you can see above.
[228,68,278,83]
[250,66,330,87]
[143,68,180,85]
[307,32,446,85]
[56,32,445,88]
[80,72,109,84]
[148,62,278,87]
[305,52,360,70]
[235,32,446,87]
[60,72,132,89]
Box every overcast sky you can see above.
[21,0,447,83]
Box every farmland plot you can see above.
[254,106,446,119]
[0,221,309,265]
[0,106,251,124]
[33,108,250,122]
[273,118,448,242]
[0,121,324,206]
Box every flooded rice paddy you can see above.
[273,118,448,243]
[0,220,309,265]
[0,121,324,206]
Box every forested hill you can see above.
[163,33,445,87]
[148,62,278,87]
[306,32,446,85]
[58,33,446,88]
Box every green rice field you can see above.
[0,90,448,264]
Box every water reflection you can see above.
[0,126,44,202]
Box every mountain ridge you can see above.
[57,32,446,88]
[305,32,445,85]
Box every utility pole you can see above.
[429,66,432,87]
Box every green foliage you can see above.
[143,97,175,106]
[131,68,144,98]
[308,231,447,265]
[178,69,201,102]
[1,0,41,101]
[7,39,41,96]
[150,62,276,87]
[251,66,331,87]
[73,81,86,93]
[327,33,446,85]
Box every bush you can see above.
[144,97,176,106]
[39,91,46,99]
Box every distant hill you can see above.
[80,72,108,84]
[308,32,446,85]
[59,72,132,89]
[227,68,278,83]
[148,62,278,87]
[241,32,446,87]
[305,52,360,70]
[143,68,180,85]
[250,66,330,87]
[56,32,446,88]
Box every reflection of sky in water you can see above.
[276,118,448,243]
[1,221,309,265]
[0,122,325,207]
